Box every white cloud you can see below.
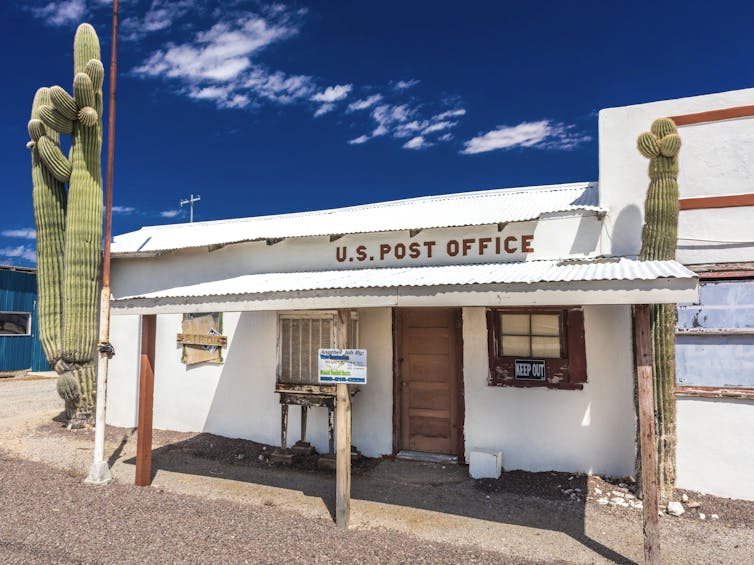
[403,136,431,150]
[160,209,181,218]
[394,79,420,90]
[31,0,86,27]
[347,94,383,112]
[311,84,352,103]
[314,103,335,117]
[461,120,591,154]
[134,14,296,83]
[0,245,36,264]
[348,135,371,145]
[435,108,466,120]
[2,228,36,239]
[421,120,456,135]
[111,206,136,214]
[122,0,193,41]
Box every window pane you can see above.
[501,314,530,335]
[0,313,29,335]
[502,335,530,357]
[532,336,561,358]
[531,314,560,336]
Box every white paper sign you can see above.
[318,349,367,384]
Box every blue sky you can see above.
[2,0,754,267]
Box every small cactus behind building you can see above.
[636,117,681,504]
[28,23,104,426]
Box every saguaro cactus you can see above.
[28,23,104,425]
[637,117,681,503]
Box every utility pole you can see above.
[180,194,201,223]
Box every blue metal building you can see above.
[0,265,51,373]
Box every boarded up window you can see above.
[180,313,224,366]
[676,279,754,389]
[278,311,358,385]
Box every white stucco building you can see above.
[105,87,754,500]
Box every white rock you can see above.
[667,501,685,516]
[699,513,706,520]
[711,514,719,520]
[612,491,626,498]
[619,483,628,489]
[682,493,689,502]
[598,497,609,505]
[594,487,602,495]
[610,497,625,505]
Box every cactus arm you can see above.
[30,87,66,370]
[37,136,72,182]
[50,86,78,120]
[39,104,74,134]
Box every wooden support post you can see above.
[335,309,352,529]
[634,304,661,565]
[135,315,156,487]
[300,405,308,443]
[328,406,335,455]
[281,404,289,449]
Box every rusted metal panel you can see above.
[676,279,754,389]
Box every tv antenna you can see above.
[179,193,201,223]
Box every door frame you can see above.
[392,307,465,462]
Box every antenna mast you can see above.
[179,194,201,222]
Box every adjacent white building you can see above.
[105,86,754,500]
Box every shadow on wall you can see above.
[607,204,642,257]
[199,311,283,449]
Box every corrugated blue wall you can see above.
[0,268,51,373]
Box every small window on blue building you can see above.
[0,312,31,335]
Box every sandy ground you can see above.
[1,374,752,564]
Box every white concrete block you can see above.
[469,448,502,479]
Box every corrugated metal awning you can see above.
[111,182,603,255]
[111,258,698,315]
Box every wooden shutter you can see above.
[567,308,587,384]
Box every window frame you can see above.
[487,306,587,390]
[276,310,359,385]
[0,311,32,337]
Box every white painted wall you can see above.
[676,397,754,501]
[599,87,754,262]
[106,308,394,458]
[106,314,140,428]
[462,305,636,477]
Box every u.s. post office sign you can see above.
[318,349,367,384]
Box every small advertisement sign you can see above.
[318,349,368,384]
[514,359,546,381]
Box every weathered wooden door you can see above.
[397,308,462,455]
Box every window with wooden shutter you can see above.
[277,311,359,385]
[487,307,587,390]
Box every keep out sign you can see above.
[335,235,534,263]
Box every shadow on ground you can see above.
[123,432,635,565]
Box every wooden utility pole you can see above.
[85,0,119,486]
[634,304,661,565]
[335,309,351,529]
[135,315,156,487]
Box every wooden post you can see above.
[634,304,661,565]
[335,309,351,529]
[135,315,156,487]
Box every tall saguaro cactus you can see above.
[28,24,104,425]
[636,117,681,503]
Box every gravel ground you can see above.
[0,454,536,565]
[1,374,753,564]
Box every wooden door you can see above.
[397,308,462,455]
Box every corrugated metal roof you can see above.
[115,258,694,301]
[112,181,602,255]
